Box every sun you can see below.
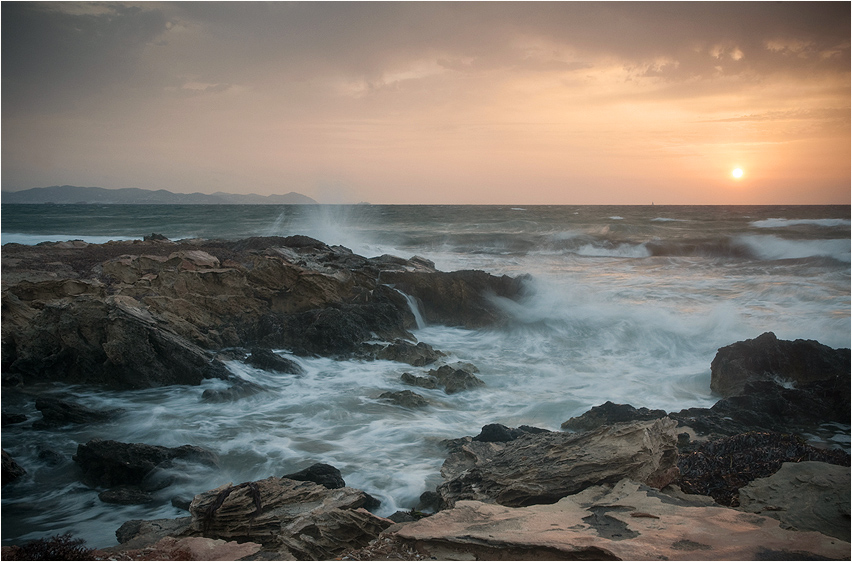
[731,168,744,179]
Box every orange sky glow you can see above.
[2,2,850,204]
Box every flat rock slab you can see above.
[738,461,851,541]
[394,479,851,560]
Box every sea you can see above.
[1,204,850,548]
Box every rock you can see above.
[114,517,193,547]
[2,449,26,485]
[33,397,123,428]
[400,372,439,390]
[1,411,26,426]
[436,418,680,509]
[105,536,263,562]
[737,461,851,541]
[187,477,393,560]
[375,340,444,366]
[201,379,266,403]
[73,439,219,488]
[379,269,530,328]
[378,390,430,408]
[391,479,850,561]
[427,364,485,394]
[561,401,667,432]
[472,423,549,442]
[283,463,346,489]
[676,431,850,506]
[8,297,232,389]
[245,348,304,374]
[710,331,851,397]
[99,486,153,505]
[143,233,169,241]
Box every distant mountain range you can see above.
[1,185,318,205]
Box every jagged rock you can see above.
[391,479,851,561]
[710,331,851,397]
[737,461,851,541]
[186,477,393,560]
[375,340,444,366]
[379,269,529,328]
[99,486,153,505]
[245,348,304,374]
[561,401,667,432]
[33,397,123,428]
[73,439,219,488]
[2,449,26,485]
[8,296,231,389]
[676,432,850,506]
[436,418,680,509]
[283,463,346,489]
[400,372,439,390]
[427,364,485,394]
[379,390,430,408]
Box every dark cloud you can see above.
[2,2,169,112]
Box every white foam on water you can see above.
[751,218,851,229]
[736,234,850,263]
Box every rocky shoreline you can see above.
[1,235,850,560]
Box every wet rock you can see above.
[99,486,153,505]
[400,372,439,390]
[9,297,231,390]
[2,449,26,485]
[391,479,850,561]
[436,418,680,509]
[676,431,850,507]
[561,401,667,432]
[427,364,485,394]
[375,340,445,366]
[379,269,530,328]
[379,390,429,408]
[187,477,392,560]
[143,233,169,242]
[710,331,851,398]
[114,517,193,548]
[283,462,346,489]
[1,411,26,426]
[737,461,851,541]
[472,423,550,443]
[33,397,123,428]
[73,439,219,488]
[200,379,266,403]
[245,348,304,374]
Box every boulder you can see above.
[378,390,430,408]
[390,479,851,561]
[427,364,485,394]
[436,418,680,509]
[1,411,27,426]
[400,372,439,390]
[379,269,529,328]
[73,439,219,489]
[676,432,850,506]
[33,397,123,428]
[375,340,444,366]
[737,461,851,541]
[561,401,667,432]
[472,423,551,443]
[2,449,26,485]
[114,517,193,547]
[99,486,153,505]
[245,348,304,375]
[710,331,851,397]
[283,463,346,489]
[186,477,392,560]
[8,296,232,389]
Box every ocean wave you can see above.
[751,218,851,229]
[651,217,687,222]
[736,235,850,263]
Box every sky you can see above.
[2,1,850,204]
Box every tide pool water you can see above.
[2,204,849,547]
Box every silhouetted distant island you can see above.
[1,185,318,205]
